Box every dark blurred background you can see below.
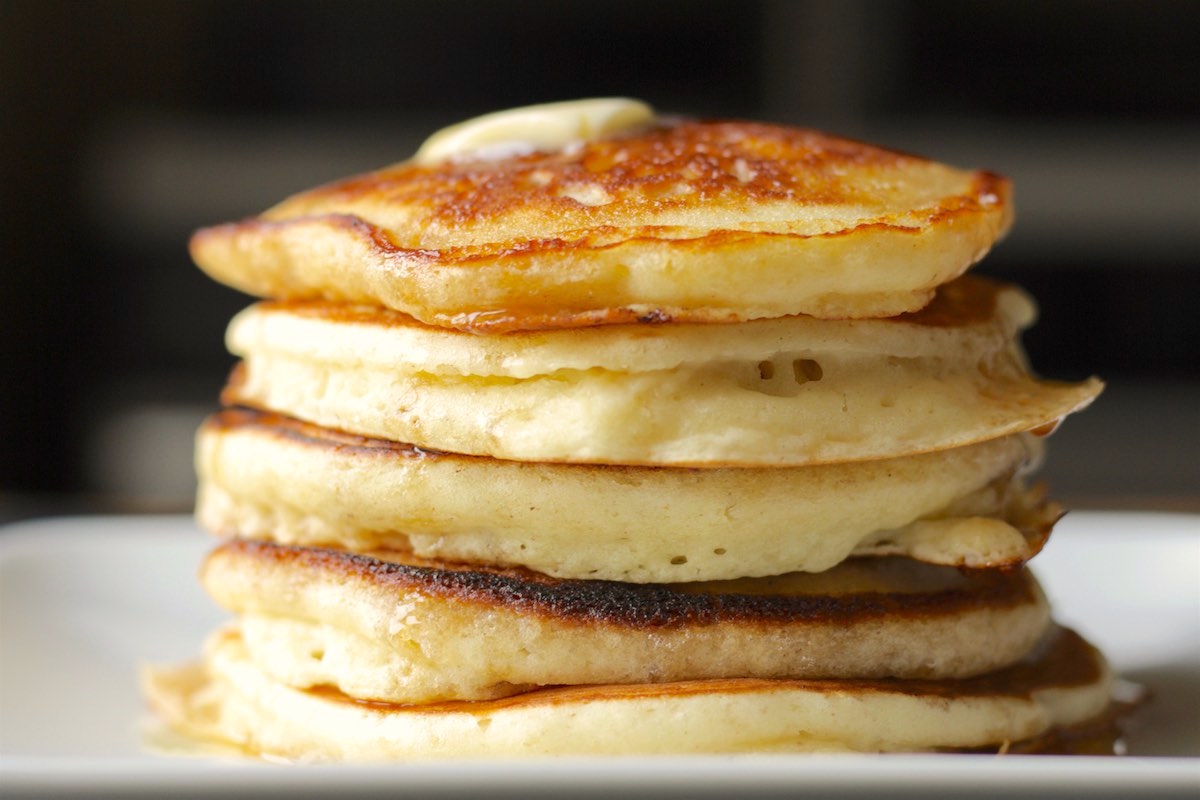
[1,0,1197,522]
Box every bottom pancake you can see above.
[142,625,1112,760]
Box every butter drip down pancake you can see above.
[220,275,1101,467]
[199,539,1052,703]
[190,115,1012,330]
[141,625,1112,759]
[196,409,1057,582]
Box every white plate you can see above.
[0,513,1197,798]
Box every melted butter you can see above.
[414,98,655,166]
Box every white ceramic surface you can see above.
[0,513,1197,797]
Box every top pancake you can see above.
[143,624,1114,759]
[190,104,1012,331]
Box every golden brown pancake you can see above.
[155,100,1116,763]
[141,625,1113,759]
[190,110,1012,331]
[219,275,1101,467]
[196,409,1057,582]
[200,539,1052,703]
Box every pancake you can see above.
[201,539,1051,703]
[141,625,1113,759]
[196,409,1056,582]
[189,101,1012,331]
[158,100,1120,763]
[220,275,1101,467]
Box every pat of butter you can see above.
[414,98,655,166]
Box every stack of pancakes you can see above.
[144,99,1117,758]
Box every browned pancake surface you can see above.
[265,121,1005,246]
[190,119,1012,330]
[212,537,1040,630]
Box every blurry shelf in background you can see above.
[864,122,1200,261]
[0,494,194,528]
[7,0,1196,503]
[82,401,210,509]
[81,112,444,244]
[1039,379,1200,511]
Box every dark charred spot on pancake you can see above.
[636,309,673,324]
[300,626,1104,716]
[217,539,1039,629]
